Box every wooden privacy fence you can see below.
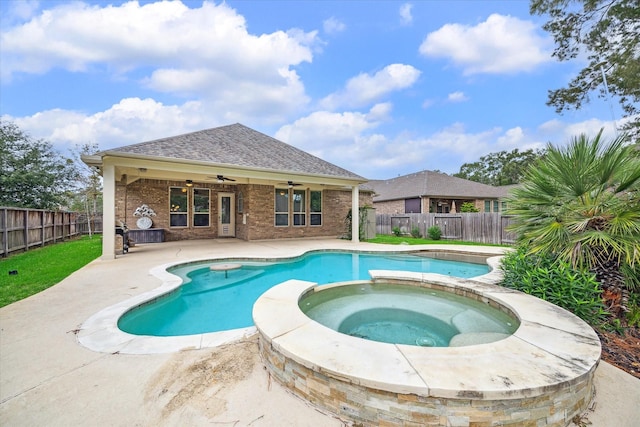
[376,213,517,245]
[76,214,103,234]
[1,207,81,258]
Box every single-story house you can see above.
[368,170,514,214]
[82,123,371,259]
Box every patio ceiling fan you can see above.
[207,175,236,183]
[278,180,303,188]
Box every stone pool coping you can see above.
[253,271,602,400]
[78,246,506,355]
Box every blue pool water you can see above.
[118,251,489,336]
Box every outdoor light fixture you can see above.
[186,179,193,187]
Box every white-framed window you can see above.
[275,188,289,226]
[170,187,188,227]
[193,188,210,227]
[484,200,491,212]
[293,189,306,226]
[310,190,322,225]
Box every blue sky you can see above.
[0,0,623,179]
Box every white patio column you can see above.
[351,185,359,243]
[102,162,116,260]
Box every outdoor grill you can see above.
[115,222,130,254]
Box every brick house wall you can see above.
[116,179,372,241]
[372,199,405,215]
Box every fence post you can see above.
[2,208,7,258]
[40,210,45,247]
[23,209,29,252]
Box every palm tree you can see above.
[506,129,640,317]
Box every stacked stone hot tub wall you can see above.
[259,338,595,427]
[253,273,601,427]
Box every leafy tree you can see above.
[0,120,80,210]
[68,143,103,235]
[531,0,640,138]
[506,129,640,318]
[454,148,545,186]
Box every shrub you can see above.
[427,225,441,240]
[410,226,422,238]
[343,207,370,240]
[500,247,608,326]
[460,202,479,213]
[626,293,640,328]
[391,226,402,237]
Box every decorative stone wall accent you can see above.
[254,274,601,427]
[259,339,594,427]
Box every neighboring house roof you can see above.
[101,123,366,181]
[369,170,509,201]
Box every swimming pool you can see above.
[118,251,489,336]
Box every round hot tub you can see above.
[253,271,601,427]
[299,282,518,347]
[338,307,459,347]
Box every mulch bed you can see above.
[597,327,640,380]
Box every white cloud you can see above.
[323,16,345,35]
[419,14,552,75]
[399,3,413,26]
[276,113,622,179]
[276,110,514,178]
[367,103,393,121]
[422,99,436,109]
[0,0,317,128]
[0,0,316,115]
[319,63,421,110]
[1,0,40,26]
[447,91,469,103]
[3,98,206,151]
[537,117,620,145]
[4,95,620,180]
[1,1,315,76]
[276,109,379,148]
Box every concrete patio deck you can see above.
[1,239,639,426]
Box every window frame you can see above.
[292,189,306,226]
[192,187,210,227]
[310,190,322,226]
[274,188,289,227]
[169,186,189,228]
[405,198,421,213]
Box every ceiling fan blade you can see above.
[217,175,236,182]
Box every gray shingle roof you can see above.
[369,170,508,201]
[103,123,366,181]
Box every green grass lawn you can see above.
[365,234,508,246]
[0,235,102,308]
